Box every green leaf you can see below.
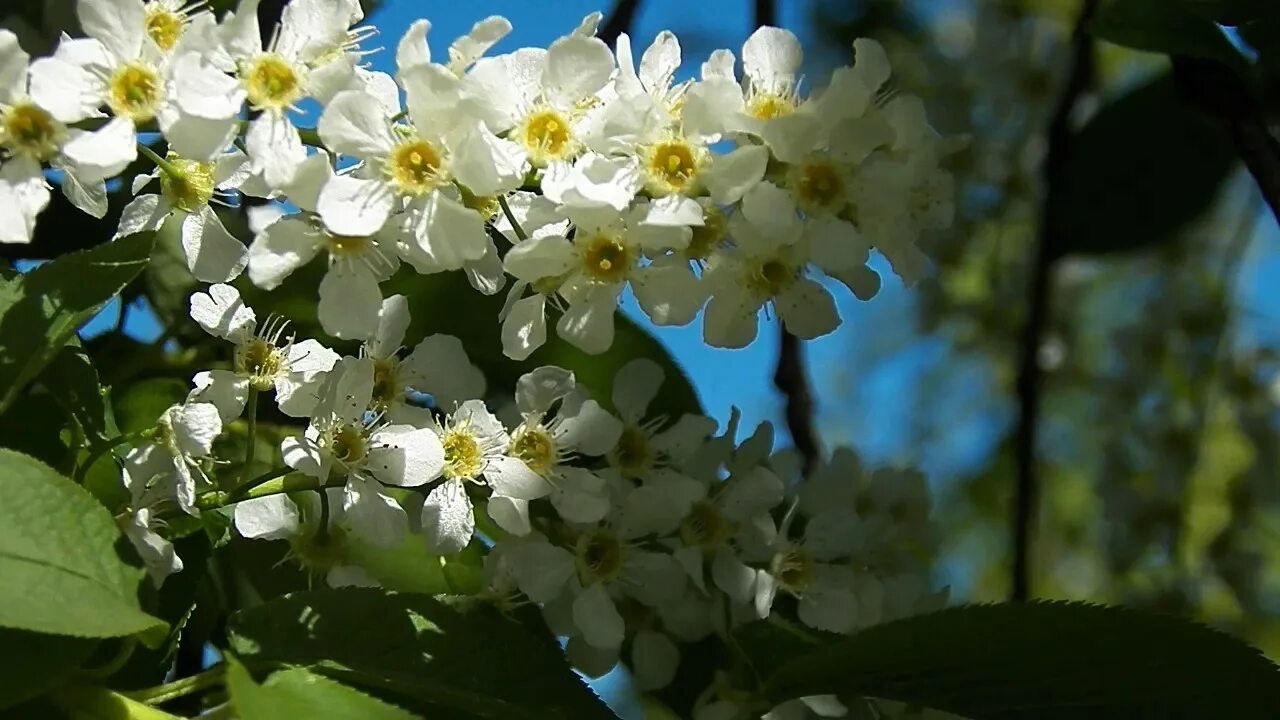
[759,601,1280,719]
[229,588,614,720]
[0,233,155,415]
[41,343,117,446]
[112,378,188,434]
[0,629,97,709]
[1088,0,1249,73]
[228,658,420,720]
[1049,73,1236,257]
[0,449,165,640]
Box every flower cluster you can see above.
[1,0,952,354]
[20,1,954,716]
[118,280,943,716]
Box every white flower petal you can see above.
[246,113,305,188]
[550,466,610,523]
[407,192,489,269]
[632,259,705,327]
[27,55,103,123]
[173,402,221,457]
[572,582,624,650]
[370,294,410,359]
[367,424,445,487]
[485,455,550,501]
[343,476,408,548]
[247,215,322,290]
[318,264,383,340]
[777,278,839,340]
[556,285,620,355]
[319,90,397,157]
[189,369,249,423]
[507,538,576,602]
[182,207,248,283]
[448,15,511,73]
[487,495,531,536]
[711,551,757,604]
[189,283,256,342]
[233,494,300,540]
[401,333,486,407]
[394,18,431,72]
[501,293,547,361]
[317,174,395,237]
[543,35,613,106]
[420,480,475,555]
[631,630,679,691]
[609,358,662,423]
[63,117,136,183]
[78,0,144,61]
[743,26,802,94]
[556,395,623,455]
[281,435,325,477]
[514,365,574,416]
[703,144,769,205]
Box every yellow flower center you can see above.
[679,500,731,551]
[442,428,484,481]
[370,357,401,411]
[520,109,573,165]
[770,546,814,593]
[327,233,372,257]
[329,423,368,465]
[645,140,700,194]
[460,187,501,221]
[386,137,445,196]
[743,258,796,299]
[685,205,727,261]
[244,54,304,112]
[579,233,633,283]
[107,62,163,123]
[159,155,216,212]
[0,100,62,161]
[746,89,798,121]
[575,529,625,584]
[608,424,653,480]
[234,337,285,391]
[509,425,557,476]
[791,160,845,214]
[144,4,186,51]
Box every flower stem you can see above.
[195,472,345,511]
[125,664,226,705]
[497,194,528,241]
[74,430,151,484]
[137,143,179,179]
[238,388,259,489]
[228,465,294,502]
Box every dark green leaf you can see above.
[112,378,188,434]
[761,601,1280,719]
[41,343,117,446]
[0,389,73,471]
[1088,0,1249,73]
[0,449,166,640]
[0,629,97,710]
[1050,73,1236,257]
[0,232,155,415]
[229,588,614,720]
[227,658,420,720]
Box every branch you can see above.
[1011,0,1099,603]
[1172,56,1280,227]
[775,329,819,475]
[597,0,643,49]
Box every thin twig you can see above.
[597,0,643,48]
[1011,0,1099,603]
[775,329,819,476]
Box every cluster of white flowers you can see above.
[2,0,952,352]
[114,285,944,718]
[15,0,954,715]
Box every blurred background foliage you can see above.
[810,0,1280,657]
